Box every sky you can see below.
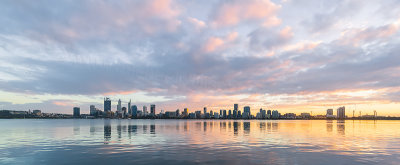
[0,0,400,116]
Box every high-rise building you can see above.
[183,108,189,117]
[132,105,138,118]
[234,104,238,111]
[337,106,346,119]
[104,98,111,112]
[143,106,147,116]
[150,104,156,116]
[326,109,333,116]
[73,107,80,117]
[90,105,96,116]
[203,107,207,114]
[272,110,279,119]
[117,99,122,112]
[244,106,251,118]
[122,107,127,116]
[223,110,227,118]
[267,110,272,118]
[176,109,180,117]
[128,99,131,115]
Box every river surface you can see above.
[0,119,399,165]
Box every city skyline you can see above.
[1,0,400,116]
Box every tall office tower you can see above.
[132,105,138,118]
[210,110,213,117]
[150,104,156,116]
[203,107,207,114]
[234,104,238,111]
[117,99,122,112]
[267,110,272,118]
[122,107,127,116]
[233,109,237,118]
[244,106,251,118]
[128,99,131,115]
[90,105,96,116]
[272,110,279,119]
[184,108,189,117]
[176,109,180,117]
[337,106,346,119]
[73,107,80,117]
[326,109,333,116]
[220,110,223,117]
[143,106,147,116]
[261,109,266,119]
[104,97,111,112]
[228,110,232,118]
[223,110,227,118]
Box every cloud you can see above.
[1,0,400,115]
[210,0,281,27]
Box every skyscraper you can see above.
[337,106,346,119]
[272,110,279,119]
[203,107,207,114]
[150,104,156,116]
[183,108,188,117]
[143,106,147,116]
[326,109,333,116]
[267,110,272,118]
[234,104,238,111]
[244,106,251,118]
[117,99,122,112]
[73,107,80,117]
[90,105,96,116]
[128,99,131,115]
[104,97,111,112]
[132,105,138,118]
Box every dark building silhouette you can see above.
[73,107,80,117]
[150,104,156,116]
[104,97,111,112]
[132,105,138,118]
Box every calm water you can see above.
[0,119,400,165]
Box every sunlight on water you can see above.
[0,119,399,165]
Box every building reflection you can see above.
[150,124,156,134]
[117,124,122,139]
[233,121,238,135]
[272,122,278,131]
[90,121,96,136]
[243,122,250,134]
[337,120,345,135]
[143,125,147,134]
[260,122,266,131]
[326,120,333,132]
[203,121,207,132]
[184,121,188,132]
[104,120,111,143]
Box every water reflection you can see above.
[326,120,333,132]
[104,120,111,143]
[243,122,250,135]
[150,124,155,134]
[3,119,398,164]
[337,120,345,135]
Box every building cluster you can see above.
[0,109,72,118]
[70,98,359,120]
[1,98,385,120]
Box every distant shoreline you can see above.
[1,118,400,120]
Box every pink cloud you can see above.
[202,32,239,53]
[212,0,281,27]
